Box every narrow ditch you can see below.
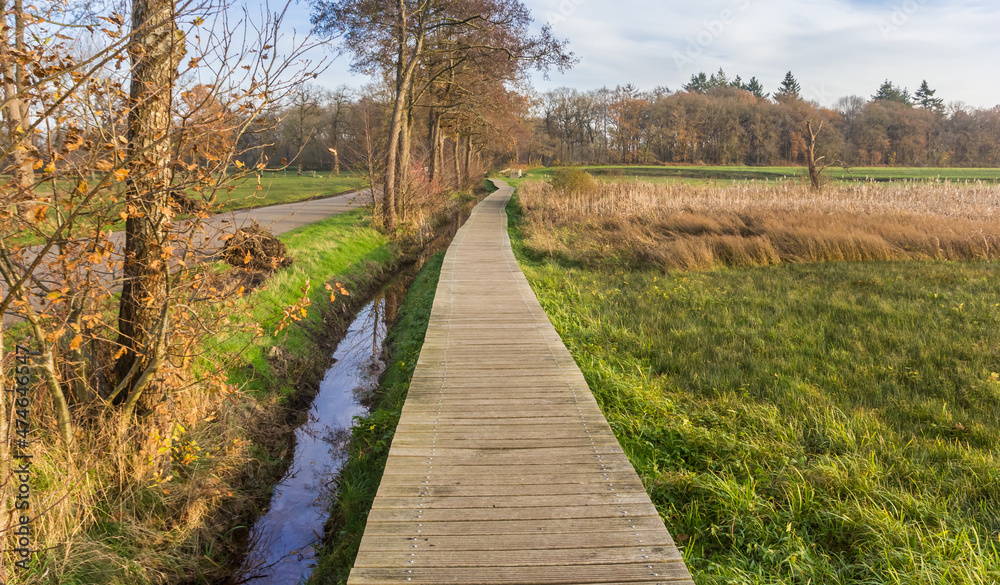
[225,202,475,585]
[235,282,399,585]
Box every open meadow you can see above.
[509,169,1000,584]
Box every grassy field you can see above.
[507,177,1000,583]
[214,172,366,212]
[503,165,1000,187]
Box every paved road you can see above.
[214,190,368,237]
[347,181,694,584]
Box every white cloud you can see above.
[289,0,1000,108]
[525,0,1000,107]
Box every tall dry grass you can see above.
[519,180,1000,270]
[10,374,270,584]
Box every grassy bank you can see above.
[309,253,444,585]
[31,210,400,585]
[507,194,1000,583]
[221,209,396,400]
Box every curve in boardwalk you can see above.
[348,181,694,585]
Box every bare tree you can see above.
[312,0,574,232]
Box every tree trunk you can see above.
[463,135,473,182]
[397,107,413,222]
[1,0,35,219]
[453,136,462,189]
[437,127,445,183]
[806,121,823,192]
[428,109,441,183]
[383,0,429,233]
[114,0,186,416]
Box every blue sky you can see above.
[269,0,1000,107]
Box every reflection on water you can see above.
[231,204,471,585]
[236,286,402,585]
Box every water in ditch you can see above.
[235,284,404,585]
[232,203,474,585]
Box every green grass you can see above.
[214,172,366,212]
[309,252,444,585]
[500,165,1000,187]
[507,195,1000,584]
[221,208,395,399]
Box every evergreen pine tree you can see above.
[774,71,801,100]
[708,68,729,88]
[873,79,912,105]
[743,77,768,99]
[731,75,744,88]
[915,80,944,112]
[683,72,710,94]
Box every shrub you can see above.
[549,167,597,194]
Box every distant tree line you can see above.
[524,70,1000,168]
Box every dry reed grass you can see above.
[519,180,1000,270]
[14,376,269,584]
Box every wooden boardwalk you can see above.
[348,181,694,585]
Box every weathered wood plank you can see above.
[373,481,648,498]
[356,530,675,552]
[348,563,692,584]
[366,502,662,523]
[374,471,643,488]
[386,445,625,458]
[354,516,670,537]
[370,493,654,509]
[353,545,682,567]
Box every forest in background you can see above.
[526,71,1000,168]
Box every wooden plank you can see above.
[386,446,625,458]
[356,530,675,552]
[348,563,692,584]
[353,546,682,567]
[366,503,661,524]
[374,472,642,487]
[370,493,654,509]
[373,482,648,498]
[380,462,638,476]
[354,515,670,536]
[391,426,618,439]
